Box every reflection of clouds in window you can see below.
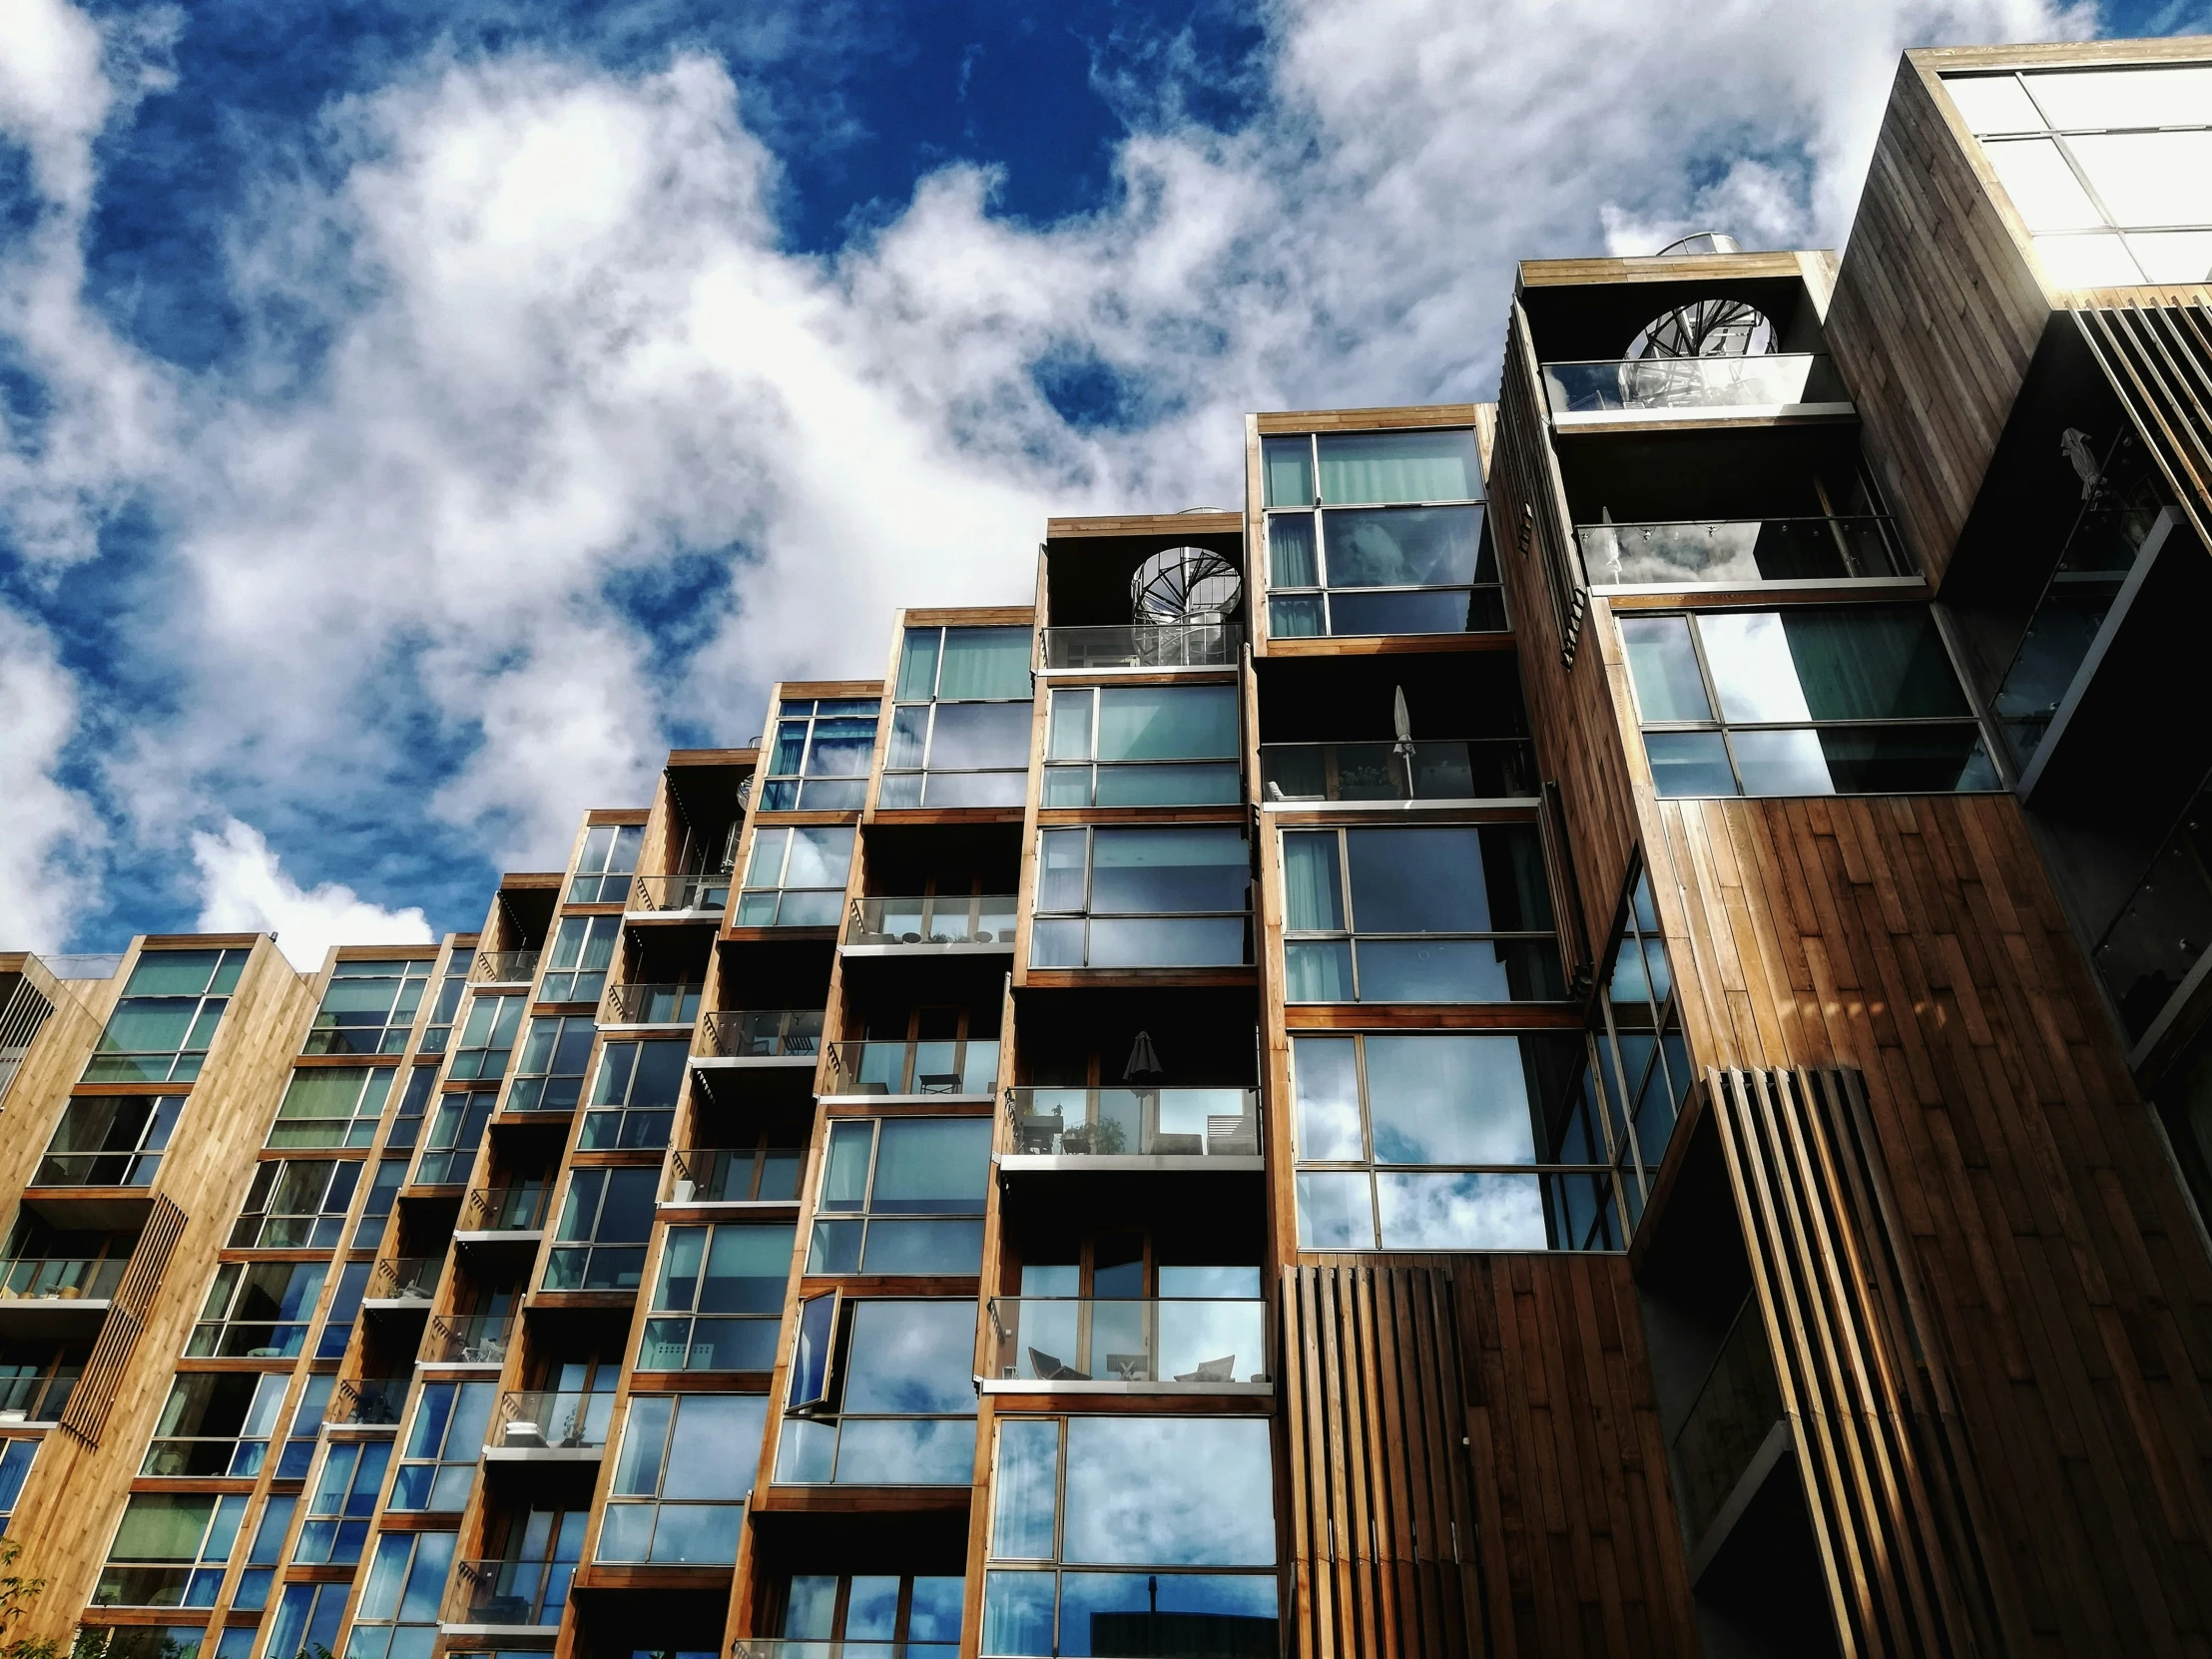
[1291,1037,1362,1161]
[1378,1171,1546,1249]
[1698,612,1811,723]
[843,1301,976,1414]
[1365,1035,1535,1164]
[1061,1417,1275,1567]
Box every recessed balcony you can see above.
[473,950,540,987]
[1574,514,1913,589]
[1542,352,1853,425]
[420,1313,513,1368]
[599,981,703,1029]
[444,1556,571,1634]
[327,1376,411,1427]
[1001,1088,1261,1171]
[692,1008,824,1074]
[455,1184,551,1248]
[844,895,1017,954]
[363,1256,440,1312]
[484,1388,614,1460]
[664,1146,804,1209]
[983,1297,1272,1392]
[0,1257,125,1337]
[1041,621,1244,670]
[1259,738,1536,805]
[625,872,731,919]
[825,1038,998,1100]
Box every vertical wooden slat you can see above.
[60,1195,187,1447]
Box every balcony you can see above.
[625,872,731,917]
[1260,739,1535,804]
[845,895,1016,953]
[329,1376,411,1426]
[825,1039,997,1099]
[421,1313,513,1367]
[363,1257,439,1310]
[1574,515,1911,588]
[665,1147,805,1207]
[731,1647,955,1659]
[1668,1299,1785,1549]
[0,1258,126,1338]
[1042,621,1243,670]
[696,1008,823,1063]
[485,1388,615,1458]
[1542,352,1852,422]
[457,1184,551,1243]
[984,1298,1271,1391]
[2091,780,2212,1046]
[600,982,703,1028]
[473,951,540,986]
[445,1557,571,1632]
[1003,1088,1261,1168]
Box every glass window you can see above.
[570,823,646,903]
[315,1261,371,1361]
[0,1437,31,1527]
[346,1528,457,1659]
[447,994,524,1080]
[230,1492,294,1613]
[0,1343,83,1422]
[762,698,882,811]
[352,1154,408,1250]
[599,1394,768,1564]
[230,1160,360,1250]
[780,1573,962,1654]
[506,1016,596,1113]
[1619,608,1997,798]
[1030,827,1251,969]
[1573,864,1693,1236]
[774,1300,977,1487]
[880,626,1033,810]
[981,1415,1277,1656]
[143,1371,290,1477]
[640,1224,796,1372]
[390,1381,495,1511]
[806,1117,991,1275]
[1261,430,1499,639]
[416,961,470,1056]
[1281,824,1564,1003]
[541,916,620,1004]
[580,1039,685,1150]
[276,1375,334,1479]
[82,949,247,1084]
[1290,1031,1607,1251]
[1042,686,1241,808]
[93,1491,249,1607]
[267,1580,350,1659]
[34,1093,184,1186]
[383,1062,437,1149]
[545,1167,657,1291]
[736,826,855,928]
[267,1067,393,1150]
[413,1088,495,1185]
[294,1438,389,1564]
[304,960,430,1056]
[187,1262,328,1358]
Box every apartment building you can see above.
[1,32,2209,1659]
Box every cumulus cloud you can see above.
[0,605,104,950]
[192,817,432,969]
[0,0,2100,941]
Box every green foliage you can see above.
[0,1538,62,1659]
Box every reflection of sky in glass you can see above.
[1296,1172,1373,1248]
[1347,828,1487,932]
[844,1301,978,1413]
[661,1396,766,1500]
[1056,1570,1278,1658]
[1063,1417,1274,1566]
[1366,1036,1534,1164]
[1700,613,1811,723]
[836,1417,977,1484]
[1378,1172,1545,1249]
[1291,1037,1361,1160]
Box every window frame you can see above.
[804,1116,991,1276]
[34,1092,184,1187]
[505,1015,598,1113]
[348,1526,459,1659]
[1041,685,1242,809]
[82,949,247,1084]
[544,1166,658,1291]
[229,1159,362,1250]
[413,1086,496,1186]
[540,915,620,1004]
[187,1261,330,1359]
[569,823,645,903]
[302,959,430,1056]
[736,826,856,928]
[578,1039,686,1151]
[266,1066,394,1151]
[389,1380,496,1512]
[878,625,1035,811]
[293,1437,390,1565]
[93,1490,250,1608]
[772,1298,979,1488]
[447,994,524,1080]
[761,698,882,812]
[598,1393,769,1564]
[639,1222,798,1374]
[1029,825,1254,969]
[142,1370,290,1479]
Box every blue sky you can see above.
[0,0,2205,962]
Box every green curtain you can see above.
[1267,513,1319,586]
[1317,429,1478,505]
[1281,833,1345,931]
[1781,608,1968,720]
[276,1068,370,1119]
[936,627,1032,699]
[1097,686,1238,761]
[124,951,220,997]
[112,1494,216,1562]
[1263,436,1314,507]
[896,629,941,700]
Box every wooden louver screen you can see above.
[1496,301,1588,667]
[2071,296,2212,552]
[61,1194,187,1448]
[1706,1067,2004,1658]
[1282,1265,1484,1659]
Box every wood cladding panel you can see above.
[60,1196,186,1446]
[1707,1067,2002,1657]
[1825,57,2050,588]
[1283,1259,1697,1659]
[1650,795,2212,1655]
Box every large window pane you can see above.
[1295,1172,1375,1247]
[936,627,1032,700]
[927,702,1032,770]
[1262,435,1314,507]
[1346,828,1488,932]
[784,827,855,888]
[1982,137,2101,232]
[834,1417,976,1484]
[660,1395,768,1500]
[1282,832,1344,932]
[1056,1571,1278,1658]
[1089,830,1247,913]
[1364,1035,1537,1163]
[1324,505,1481,587]
[1268,513,1319,586]
[1377,1172,1546,1249]
[2067,130,2212,228]
[870,1120,991,1213]
[843,1302,976,1414]
[1317,429,1478,505]
[1084,917,1245,967]
[1620,615,1712,722]
[991,1419,1059,1559]
[1291,1037,1362,1161]
[1061,1417,1275,1567]
[1094,686,1238,762]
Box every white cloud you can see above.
[192,817,433,969]
[1,0,2098,939]
[0,604,103,950]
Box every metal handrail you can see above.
[666,1146,805,1204]
[0,1257,128,1300]
[448,1556,571,1628]
[329,1376,411,1425]
[1573,514,1908,585]
[367,1257,439,1304]
[490,1389,616,1450]
[1541,352,1849,415]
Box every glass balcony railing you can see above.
[490,1388,616,1451]
[698,1008,824,1059]
[329,1376,411,1425]
[626,872,731,914]
[2092,780,2212,1042]
[1542,352,1850,416]
[730,1646,956,1659]
[448,1557,572,1628]
[1575,516,1909,587]
[666,1146,806,1204]
[1042,622,1242,669]
[1668,1299,1784,1547]
[366,1257,439,1305]
[0,1257,127,1301]
[826,1040,998,1097]
[422,1313,513,1366]
[986,1298,1270,1384]
[847,895,1017,948]
[461,1183,551,1234]
[1260,738,1535,803]
[30,1150,161,1188]
[1004,1088,1260,1158]
[473,951,539,986]
[600,982,703,1026]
